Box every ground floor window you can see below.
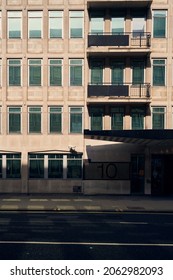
[67,154,82,179]
[0,154,21,179]
[29,153,82,179]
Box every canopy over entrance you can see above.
[84,129,173,146]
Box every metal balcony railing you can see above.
[88,32,151,48]
[88,83,151,99]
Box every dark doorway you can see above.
[131,154,145,194]
[151,155,173,195]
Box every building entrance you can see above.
[151,155,173,195]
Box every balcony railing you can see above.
[88,83,151,99]
[88,32,151,48]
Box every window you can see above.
[131,107,145,130]
[67,154,82,179]
[0,107,1,134]
[29,154,44,179]
[49,59,62,86]
[90,107,103,130]
[90,60,103,85]
[48,154,63,178]
[0,59,1,87]
[0,154,21,179]
[0,11,1,38]
[112,17,124,34]
[70,11,84,38]
[8,59,21,86]
[49,11,63,38]
[70,59,83,86]
[153,59,166,86]
[111,61,124,84]
[132,61,144,84]
[28,107,42,133]
[70,107,83,133]
[153,10,167,38]
[49,107,62,133]
[6,154,21,179]
[152,107,165,129]
[132,17,145,37]
[8,107,21,134]
[111,107,124,130]
[28,11,42,38]
[8,11,22,38]
[29,154,82,179]
[0,155,2,178]
[90,11,104,35]
[29,59,42,86]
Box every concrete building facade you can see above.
[0,0,172,195]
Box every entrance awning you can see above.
[84,129,173,146]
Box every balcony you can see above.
[88,33,151,54]
[87,83,151,103]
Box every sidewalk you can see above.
[0,194,173,212]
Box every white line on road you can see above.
[119,222,148,225]
[0,241,173,247]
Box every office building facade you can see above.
[0,0,172,195]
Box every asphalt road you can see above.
[0,211,173,259]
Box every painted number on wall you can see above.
[98,163,117,179]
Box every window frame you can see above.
[90,107,104,131]
[90,11,104,35]
[28,153,83,179]
[131,107,145,130]
[152,59,166,86]
[48,106,62,134]
[8,11,22,39]
[111,17,125,35]
[28,106,42,134]
[0,154,21,179]
[49,59,62,86]
[49,11,63,39]
[28,11,43,39]
[132,16,146,37]
[69,59,83,86]
[0,59,2,87]
[8,106,22,134]
[0,11,1,39]
[152,107,166,129]
[153,10,167,38]
[90,59,104,85]
[28,59,42,86]
[111,107,124,130]
[8,59,22,87]
[69,107,83,134]
[69,11,84,38]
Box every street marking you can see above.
[120,222,148,225]
[0,241,173,247]
[73,199,92,202]
[51,199,70,202]
[54,206,76,211]
[0,205,19,210]
[27,205,44,210]
[84,206,101,210]
[2,199,21,202]
[30,199,48,202]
